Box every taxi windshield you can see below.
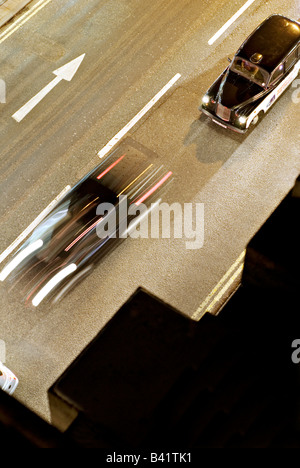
[231,57,269,87]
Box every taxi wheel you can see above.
[251,111,263,126]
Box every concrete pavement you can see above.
[0,0,299,422]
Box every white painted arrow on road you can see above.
[12,53,85,122]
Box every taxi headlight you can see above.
[238,115,247,125]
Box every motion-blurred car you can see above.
[201,14,300,133]
[0,362,18,395]
[0,142,172,306]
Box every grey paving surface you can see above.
[0,0,299,422]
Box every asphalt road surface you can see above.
[0,0,299,422]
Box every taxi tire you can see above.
[251,111,264,126]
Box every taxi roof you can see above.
[236,14,300,72]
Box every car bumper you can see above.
[0,363,19,395]
[200,107,247,134]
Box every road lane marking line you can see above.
[192,249,246,320]
[0,0,53,44]
[0,185,71,265]
[97,73,181,158]
[208,0,256,45]
[12,54,85,122]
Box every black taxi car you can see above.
[200,14,300,133]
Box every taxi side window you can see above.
[271,64,284,83]
[285,49,297,71]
